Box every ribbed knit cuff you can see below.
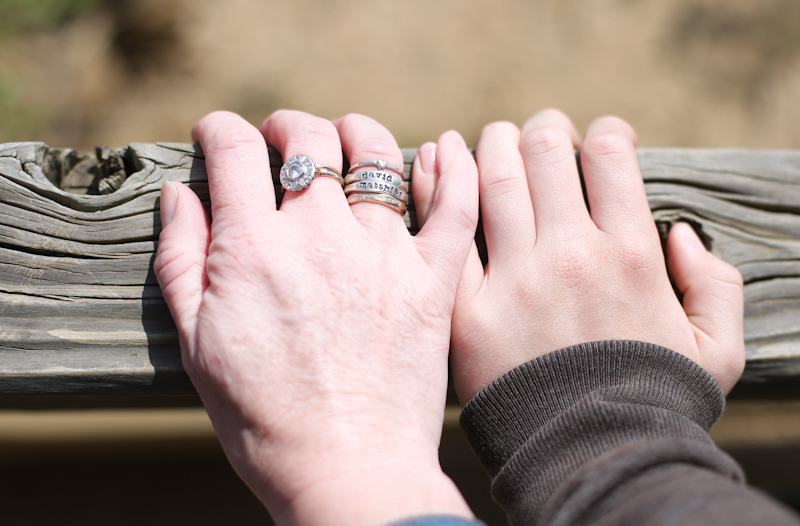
[459,341,725,477]
[386,516,487,526]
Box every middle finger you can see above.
[519,109,588,239]
[260,110,349,217]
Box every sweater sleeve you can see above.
[460,340,800,525]
[386,516,487,526]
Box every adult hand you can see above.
[154,110,479,525]
[413,109,745,403]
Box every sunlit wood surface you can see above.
[2,142,800,405]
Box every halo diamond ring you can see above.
[280,154,343,191]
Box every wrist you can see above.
[274,460,473,526]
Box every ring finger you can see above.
[333,114,408,236]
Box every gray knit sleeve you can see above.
[460,341,800,525]
[386,516,487,526]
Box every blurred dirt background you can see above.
[2,0,800,524]
[2,0,800,150]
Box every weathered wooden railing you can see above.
[1,142,799,407]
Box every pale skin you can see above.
[154,110,479,525]
[413,109,745,402]
[155,108,745,525]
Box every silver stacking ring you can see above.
[347,159,404,178]
[344,180,408,204]
[280,154,343,191]
[343,170,408,193]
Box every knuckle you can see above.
[482,169,525,199]
[201,122,263,156]
[154,238,184,277]
[337,114,401,163]
[297,117,339,146]
[536,108,573,125]
[594,115,636,135]
[266,108,293,122]
[198,110,238,126]
[152,249,171,281]
[452,200,479,233]
[711,261,744,291]
[481,120,519,138]
[336,112,368,129]
[510,273,543,306]
[353,138,402,164]
[153,245,204,289]
[582,131,634,160]
[211,131,263,155]
[613,234,659,273]
[267,110,340,152]
[520,126,574,160]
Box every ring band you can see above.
[315,165,344,186]
[346,193,407,216]
[344,180,408,204]
[344,170,408,192]
[347,159,404,178]
[280,154,343,191]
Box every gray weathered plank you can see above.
[0,142,798,406]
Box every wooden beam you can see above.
[1,142,799,406]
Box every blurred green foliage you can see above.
[0,0,100,34]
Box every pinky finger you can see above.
[154,181,211,349]
[667,222,745,393]
[412,142,437,228]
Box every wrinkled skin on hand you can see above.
[154,110,478,525]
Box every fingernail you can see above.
[677,222,706,251]
[418,142,436,174]
[161,181,178,227]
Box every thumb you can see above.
[413,131,480,287]
[412,141,484,301]
[667,222,745,393]
[154,181,211,347]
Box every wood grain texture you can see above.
[0,142,798,406]
[636,149,800,384]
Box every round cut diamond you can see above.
[287,163,305,181]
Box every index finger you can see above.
[192,111,276,221]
